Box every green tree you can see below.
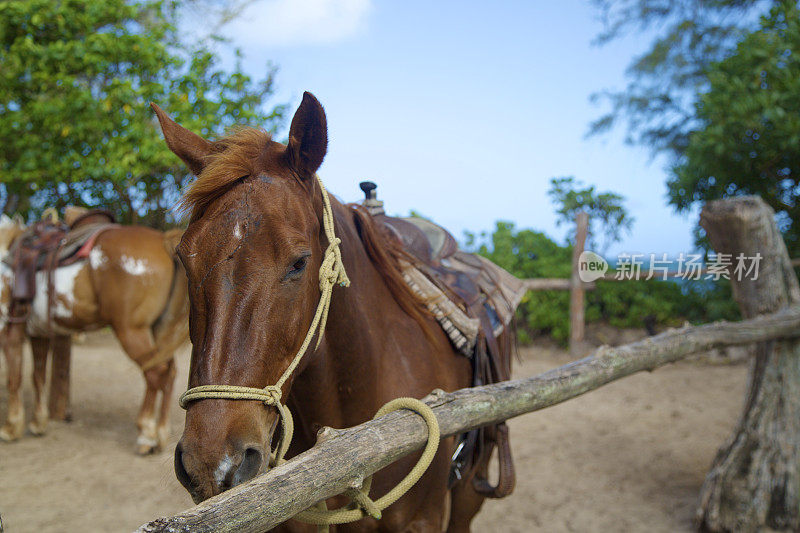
[670,1,800,255]
[0,0,286,227]
[467,221,738,345]
[589,0,767,156]
[547,176,633,254]
[466,221,573,342]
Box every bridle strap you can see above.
[178,174,350,465]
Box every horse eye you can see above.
[292,257,308,272]
[285,255,310,281]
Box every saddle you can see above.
[8,219,68,303]
[362,183,524,499]
[6,209,116,323]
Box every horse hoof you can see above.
[136,443,160,455]
[0,425,23,442]
[136,435,161,455]
[49,410,73,423]
[28,420,48,436]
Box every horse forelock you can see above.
[178,127,276,221]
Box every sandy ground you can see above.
[0,330,748,533]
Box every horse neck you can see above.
[289,197,414,432]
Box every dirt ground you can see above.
[0,330,748,533]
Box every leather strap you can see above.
[472,423,516,498]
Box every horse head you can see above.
[154,93,334,502]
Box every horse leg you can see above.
[48,335,72,421]
[373,441,455,533]
[153,357,177,451]
[28,336,50,435]
[1,322,26,441]
[408,448,457,533]
[113,325,164,454]
[446,463,488,533]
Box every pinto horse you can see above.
[154,93,501,531]
[0,215,189,453]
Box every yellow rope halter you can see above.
[178,175,440,531]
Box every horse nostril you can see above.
[233,447,264,487]
[174,443,194,491]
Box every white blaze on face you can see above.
[28,262,85,336]
[233,221,243,240]
[120,254,150,276]
[214,455,235,487]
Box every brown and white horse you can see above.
[155,93,496,531]
[0,216,189,453]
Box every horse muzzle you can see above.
[174,400,278,502]
[175,438,267,503]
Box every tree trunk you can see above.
[3,190,20,216]
[698,196,800,532]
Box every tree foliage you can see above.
[468,221,739,345]
[466,222,573,342]
[0,0,286,227]
[547,176,633,254]
[670,1,800,254]
[589,0,767,156]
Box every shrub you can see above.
[467,221,740,345]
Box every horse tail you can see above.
[143,229,189,371]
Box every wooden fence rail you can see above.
[137,305,800,533]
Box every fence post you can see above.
[697,196,800,531]
[570,211,589,355]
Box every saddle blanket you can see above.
[388,216,526,356]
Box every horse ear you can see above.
[150,103,215,176]
[286,92,328,179]
[12,214,24,227]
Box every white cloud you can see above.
[223,0,372,47]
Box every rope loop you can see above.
[294,397,440,531]
[178,384,283,409]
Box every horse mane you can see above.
[178,127,273,220]
[348,204,437,341]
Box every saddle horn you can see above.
[359,181,384,216]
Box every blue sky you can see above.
[202,0,700,257]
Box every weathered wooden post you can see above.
[570,211,589,355]
[698,196,800,531]
[48,336,72,421]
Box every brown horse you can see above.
[155,93,499,531]
[0,215,189,454]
